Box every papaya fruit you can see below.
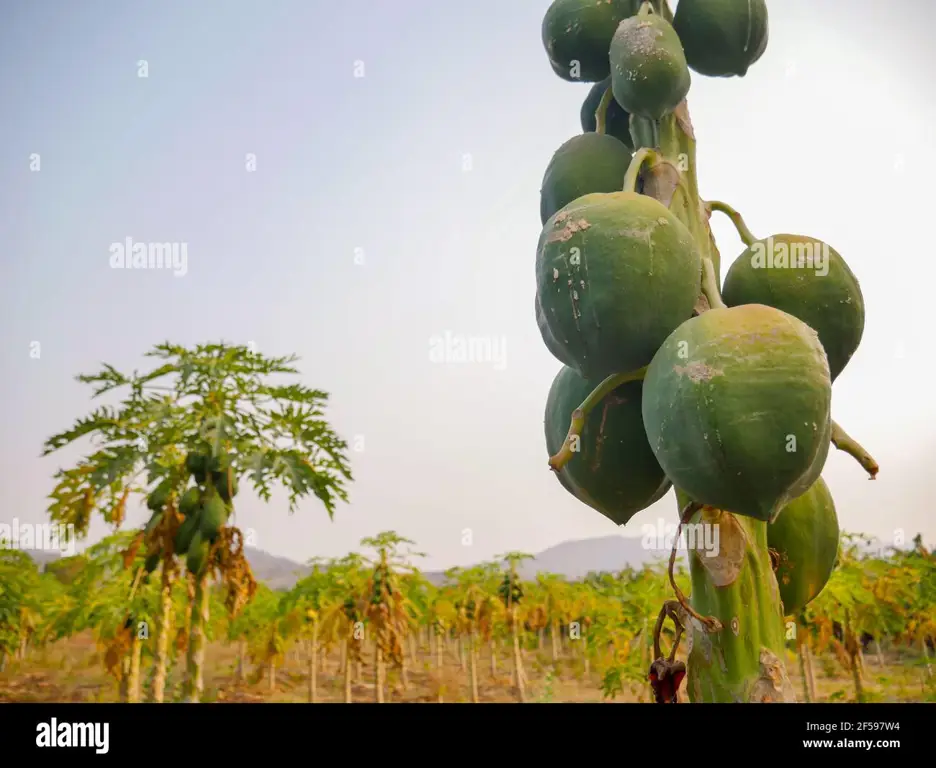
[721,235,865,382]
[768,476,839,616]
[539,133,633,225]
[673,0,768,78]
[211,467,239,503]
[178,486,201,517]
[641,304,832,523]
[144,552,160,574]
[536,293,576,370]
[186,531,210,576]
[199,493,229,542]
[173,514,199,555]
[580,77,634,149]
[609,10,690,121]
[545,365,671,526]
[542,0,640,83]
[536,191,701,381]
[144,511,163,538]
[146,480,172,512]
[185,446,211,484]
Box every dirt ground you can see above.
[1,632,932,703]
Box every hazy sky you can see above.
[2,0,934,571]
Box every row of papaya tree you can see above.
[3,529,934,702]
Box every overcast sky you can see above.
[1,0,934,571]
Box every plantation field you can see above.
[3,626,933,704]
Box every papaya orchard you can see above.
[1,531,934,703]
[537,0,879,702]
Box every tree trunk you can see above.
[583,634,590,677]
[182,574,210,703]
[538,628,544,650]
[126,630,143,703]
[269,659,276,693]
[374,644,385,703]
[235,638,247,684]
[469,629,479,703]
[458,635,466,671]
[119,654,130,702]
[797,636,811,703]
[148,570,174,702]
[804,643,817,702]
[921,635,933,678]
[344,643,353,703]
[436,630,444,703]
[551,621,560,662]
[490,641,497,677]
[511,608,526,703]
[308,620,319,703]
[680,501,795,702]
[874,638,885,668]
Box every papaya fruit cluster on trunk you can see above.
[141,441,239,578]
[536,0,872,637]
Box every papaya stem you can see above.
[548,367,647,472]
[623,148,661,194]
[595,86,614,135]
[701,257,726,310]
[638,1,655,18]
[831,420,879,479]
[707,200,758,247]
[629,114,659,151]
[668,501,722,633]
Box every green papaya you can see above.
[186,531,210,576]
[144,552,161,574]
[580,77,633,149]
[199,493,229,542]
[211,467,239,503]
[178,486,201,517]
[539,133,633,225]
[721,235,865,382]
[536,293,576,371]
[545,365,671,526]
[542,0,640,83]
[146,480,172,512]
[609,10,690,120]
[536,191,701,381]
[173,514,199,555]
[144,511,163,538]
[673,0,768,78]
[185,446,211,484]
[768,477,839,616]
[641,304,832,523]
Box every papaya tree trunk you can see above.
[550,621,560,662]
[683,506,795,702]
[469,629,479,703]
[921,635,933,679]
[458,635,466,671]
[128,631,142,703]
[490,641,497,677]
[797,635,811,703]
[149,569,174,702]
[511,608,526,703]
[436,630,444,703]
[182,574,210,703]
[119,654,130,702]
[344,644,353,703]
[308,621,318,703]
[374,644,385,703]
[538,628,544,650]
[235,638,247,684]
[583,633,590,678]
[874,638,885,668]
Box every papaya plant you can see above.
[537,0,879,702]
[41,341,353,702]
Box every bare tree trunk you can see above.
[490,641,497,677]
[538,628,544,650]
[308,620,319,703]
[797,636,811,703]
[458,635,466,671]
[469,629,479,702]
[127,631,143,703]
[182,575,210,703]
[921,635,933,678]
[149,570,174,702]
[235,638,247,684]
[583,634,590,677]
[804,642,817,702]
[375,645,385,703]
[119,655,130,702]
[551,621,560,662]
[436,631,444,703]
[269,658,276,693]
[511,609,526,703]
[874,638,885,668]
[344,644,353,703]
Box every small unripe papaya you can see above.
[609,11,690,120]
[580,77,634,150]
[178,486,201,517]
[186,531,210,576]
[673,0,768,78]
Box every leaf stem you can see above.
[831,420,879,479]
[595,86,614,135]
[548,367,648,472]
[623,148,660,194]
[707,200,758,247]
[701,257,726,310]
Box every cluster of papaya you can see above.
[142,441,239,578]
[497,576,523,607]
[538,0,868,616]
